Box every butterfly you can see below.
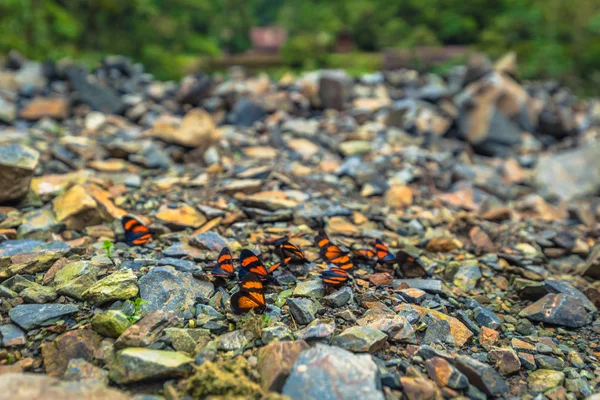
[315,229,353,271]
[375,239,396,264]
[267,256,291,274]
[396,250,428,278]
[211,247,235,279]
[230,272,266,314]
[276,241,307,263]
[122,216,152,246]
[321,266,349,287]
[238,249,269,281]
[262,233,306,246]
[350,245,376,260]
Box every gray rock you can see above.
[453,264,482,292]
[318,71,352,111]
[0,239,70,257]
[157,257,202,274]
[17,209,63,240]
[188,232,230,251]
[323,286,352,307]
[0,324,26,347]
[64,358,109,385]
[0,144,40,203]
[393,279,444,294]
[282,344,384,400]
[534,355,565,371]
[229,98,266,127]
[109,347,193,384]
[535,142,600,200]
[139,267,214,315]
[544,280,597,312]
[333,326,387,353]
[293,280,325,298]
[215,329,253,351]
[519,293,591,328]
[261,324,295,343]
[357,310,416,344]
[455,355,509,397]
[287,298,319,325]
[67,67,123,114]
[9,303,79,330]
[473,306,502,330]
[295,320,336,343]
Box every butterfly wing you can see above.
[396,250,428,278]
[239,272,265,292]
[230,290,266,314]
[268,256,291,274]
[278,241,307,262]
[328,252,353,271]
[351,247,376,259]
[122,216,151,246]
[321,266,349,286]
[238,249,269,281]
[375,239,395,263]
[212,247,235,279]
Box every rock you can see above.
[453,264,482,292]
[20,282,57,304]
[215,329,253,351]
[494,51,518,77]
[400,376,442,400]
[67,67,124,114]
[581,245,600,279]
[53,185,103,230]
[9,303,79,330]
[257,340,310,392]
[91,310,132,338]
[535,142,600,200]
[319,71,352,110]
[0,373,132,400]
[544,280,596,312]
[176,73,212,105]
[114,311,180,349]
[41,329,103,377]
[145,109,219,148]
[487,347,521,375]
[155,204,207,229]
[455,355,509,397]
[323,286,353,307]
[397,288,426,304]
[479,327,500,346]
[394,279,444,294]
[261,324,295,343]
[282,344,384,400]
[288,298,319,325]
[425,356,469,389]
[385,185,413,208]
[138,267,214,315]
[472,306,502,330]
[396,304,473,347]
[164,328,209,354]
[528,369,565,393]
[463,53,493,86]
[229,97,266,126]
[339,141,372,157]
[54,261,99,300]
[19,97,69,120]
[333,326,387,353]
[189,231,231,251]
[0,95,16,123]
[17,209,62,240]
[519,293,591,328]
[0,144,39,204]
[0,324,26,347]
[357,310,416,343]
[109,348,193,384]
[64,358,109,385]
[293,280,325,298]
[295,320,336,343]
[82,269,138,305]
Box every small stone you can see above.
[479,327,499,346]
[385,185,413,208]
[396,304,473,347]
[261,324,295,344]
[323,286,352,307]
[327,216,360,236]
[156,204,206,229]
[41,329,103,377]
[528,369,565,393]
[487,347,521,375]
[53,185,102,230]
[519,293,591,328]
[64,358,109,385]
[257,340,310,392]
[357,310,416,343]
[9,303,79,330]
[293,280,326,298]
[19,97,69,120]
[333,326,387,353]
[295,320,336,343]
[369,272,393,287]
[109,347,193,384]
[472,306,502,330]
[115,311,180,349]
[82,269,138,306]
[20,282,57,304]
[425,356,469,389]
[400,376,442,400]
[397,288,426,304]
[54,260,99,300]
[0,324,26,347]
[17,209,62,240]
[534,355,565,371]
[288,298,319,325]
[164,328,208,354]
[145,109,219,147]
[215,329,253,351]
[282,344,384,400]
[92,310,132,338]
[511,338,536,353]
[453,264,482,292]
[455,355,509,397]
[0,144,40,204]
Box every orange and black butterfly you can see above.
[211,247,235,279]
[267,256,291,274]
[122,216,152,246]
[230,272,266,314]
[315,229,353,271]
[262,233,306,246]
[276,241,307,263]
[375,239,396,264]
[350,245,376,260]
[238,249,269,281]
[396,250,428,278]
[321,266,349,287]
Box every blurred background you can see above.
[1,0,599,93]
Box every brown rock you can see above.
[85,184,127,220]
[19,97,69,120]
[0,144,40,204]
[487,347,521,375]
[145,109,219,147]
[369,272,394,287]
[114,311,180,349]
[425,237,461,253]
[156,204,206,229]
[326,216,359,236]
[469,226,497,253]
[400,376,443,400]
[396,304,473,347]
[385,185,413,209]
[479,327,499,346]
[41,329,103,377]
[424,357,469,390]
[257,340,309,392]
[53,185,103,230]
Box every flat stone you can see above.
[282,344,384,400]
[114,311,181,349]
[293,280,326,298]
[261,324,295,343]
[288,298,319,325]
[295,320,336,343]
[519,293,591,328]
[453,264,482,292]
[41,329,103,377]
[472,306,502,330]
[109,347,193,384]
[188,232,230,251]
[54,261,99,300]
[0,324,26,347]
[17,209,62,240]
[528,369,565,393]
[53,185,103,230]
[357,310,416,343]
[215,329,253,351]
[257,340,310,392]
[91,310,132,338]
[487,347,521,375]
[396,304,473,347]
[9,303,79,330]
[455,355,509,397]
[155,204,206,229]
[333,326,387,353]
[82,269,138,305]
[425,356,469,389]
[139,267,214,315]
[63,358,109,385]
[0,144,40,203]
[393,279,444,294]
[323,286,352,307]
[19,97,69,120]
[0,373,132,400]
[400,376,442,400]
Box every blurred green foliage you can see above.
[0,0,599,90]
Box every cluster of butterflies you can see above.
[120,215,428,315]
